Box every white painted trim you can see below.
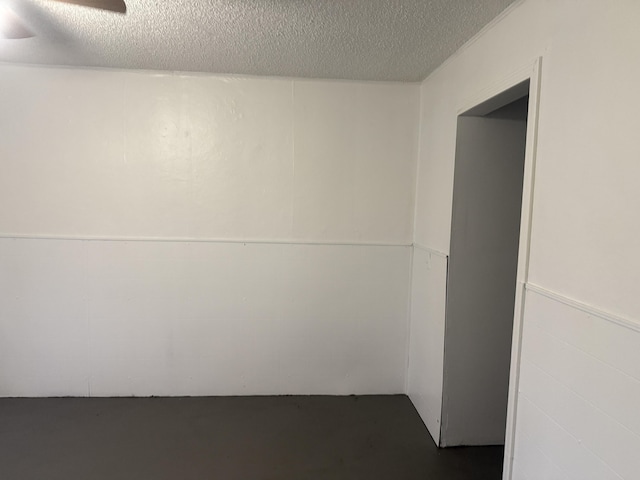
[457,56,540,117]
[413,243,448,258]
[526,284,640,334]
[501,56,543,480]
[0,234,410,248]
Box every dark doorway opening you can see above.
[441,82,530,455]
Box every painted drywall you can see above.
[0,239,411,396]
[410,0,640,478]
[513,289,640,480]
[0,65,418,396]
[407,246,447,445]
[441,99,527,446]
[0,65,418,244]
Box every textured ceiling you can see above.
[0,0,518,82]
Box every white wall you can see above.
[409,0,640,478]
[407,246,447,444]
[0,67,417,244]
[0,239,411,396]
[513,288,640,480]
[0,65,419,396]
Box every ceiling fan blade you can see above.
[0,6,35,39]
[48,0,127,14]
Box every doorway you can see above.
[440,81,530,450]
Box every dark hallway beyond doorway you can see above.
[0,395,502,479]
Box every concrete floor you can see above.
[0,395,503,480]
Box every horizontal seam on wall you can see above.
[525,283,640,334]
[412,243,448,258]
[0,234,411,248]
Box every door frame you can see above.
[454,57,543,480]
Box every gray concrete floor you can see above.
[0,395,503,479]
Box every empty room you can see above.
[1,1,638,479]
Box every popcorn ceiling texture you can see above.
[1,0,518,81]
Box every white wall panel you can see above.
[407,247,447,444]
[513,290,640,480]
[117,74,297,239]
[0,239,89,396]
[0,68,126,236]
[0,65,417,397]
[512,431,569,480]
[0,238,410,397]
[515,396,620,480]
[0,66,418,245]
[292,81,418,244]
[519,359,640,480]
[521,311,640,437]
